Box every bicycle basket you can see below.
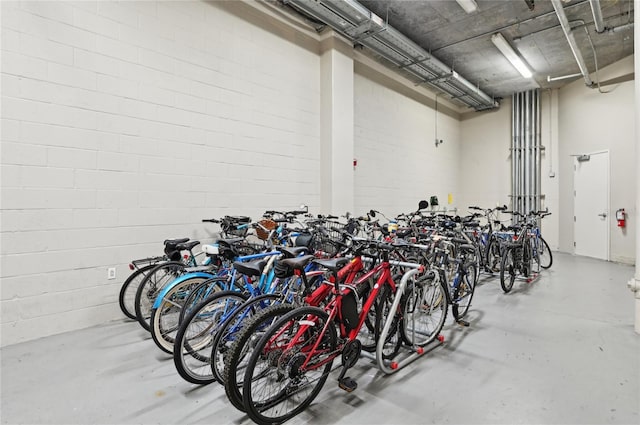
[256,219,277,241]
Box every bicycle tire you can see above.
[538,237,553,269]
[134,261,186,332]
[150,276,213,354]
[243,306,336,425]
[500,248,517,293]
[452,262,476,320]
[401,272,447,347]
[118,263,157,320]
[173,290,248,385]
[223,304,296,412]
[211,293,283,384]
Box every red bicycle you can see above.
[240,240,447,424]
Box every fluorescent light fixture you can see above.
[455,0,478,14]
[491,33,533,79]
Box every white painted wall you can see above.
[0,0,322,346]
[354,74,460,217]
[458,99,511,214]
[558,56,635,264]
[459,56,634,260]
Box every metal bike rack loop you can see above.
[375,266,444,374]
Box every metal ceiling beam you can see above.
[550,0,594,86]
[284,0,498,110]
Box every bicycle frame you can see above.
[269,254,399,373]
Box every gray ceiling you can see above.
[284,0,634,104]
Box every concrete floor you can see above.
[2,252,639,425]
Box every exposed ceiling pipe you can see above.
[550,0,594,86]
[589,0,605,33]
[605,22,634,33]
[284,0,498,110]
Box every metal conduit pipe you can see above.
[519,92,524,215]
[528,91,532,215]
[605,22,635,33]
[530,91,535,213]
[536,90,542,213]
[550,0,594,87]
[589,0,605,33]
[523,91,528,216]
[285,0,498,110]
[511,95,516,213]
[516,94,520,217]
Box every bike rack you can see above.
[375,267,444,375]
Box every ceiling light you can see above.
[491,33,533,79]
[455,0,478,14]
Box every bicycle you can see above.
[117,237,195,320]
[238,240,445,424]
[499,216,535,293]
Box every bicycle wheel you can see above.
[173,290,248,385]
[500,248,518,293]
[223,304,296,412]
[452,262,476,320]
[118,264,157,320]
[134,261,186,332]
[150,276,213,354]
[243,306,336,425]
[211,293,282,384]
[401,272,447,347]
[485,237,502,272]
[538,237,553,269]
[178,277,228,324]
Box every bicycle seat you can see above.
[163,238,189,250]
[279,255,315,271]
[233,259,268,277]
[313,257,349,272]
[280,246,309,258]
[451,237,468,245]
[176,241,200,251]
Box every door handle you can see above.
[598,212,607,218]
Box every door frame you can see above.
[572,149,610,261]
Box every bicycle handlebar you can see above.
[202,218,221,223]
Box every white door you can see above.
[573,151,609,260]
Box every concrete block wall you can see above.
[354,74,461,217]
[1,0,321,346]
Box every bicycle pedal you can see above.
[338,377,358,392]
[456,319,470,327]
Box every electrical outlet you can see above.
[107,267,116,280]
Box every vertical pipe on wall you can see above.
[536,89,542,213]
[515,93,521,218]
[520,91,532,214]
[518,92,523,216]
[532,90,537,214]
[512,93,516,216]
[511,94,516,213]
